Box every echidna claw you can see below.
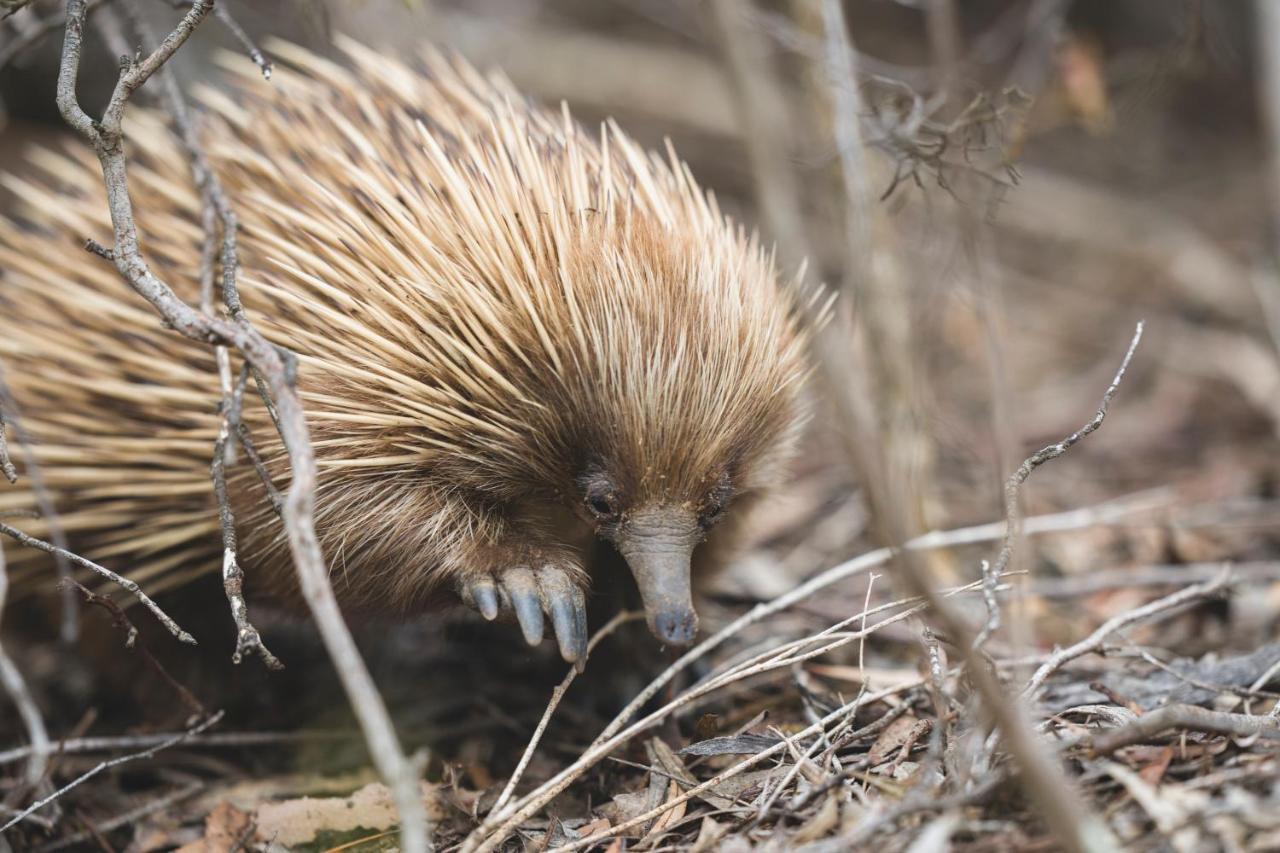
[460,564,588,664]
[468,577,500,621]
[502,568,545,646]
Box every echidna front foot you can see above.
[459,562,588,665]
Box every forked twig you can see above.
[0,521,194,644]
[1024,570,1232,698]
[53,2,428,847]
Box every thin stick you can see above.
[0,521,194,644]
[994,322,1145,588]
[972,558,1000,650]
[0,711,224,833]
[0,728,353,767]
[212,365,281,668]
[65,579,206,716]
[0,539,50,789]
[34,778,204,852]
[488,611,641,819]
[1023,570,1232,698]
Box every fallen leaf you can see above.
[1137,745,1175,787]
[252,781,443,847]
[868,714,920,766]
[174,802,254,853]
[642,780,686,842]
[680,733,781,756]
[689,816,728,853]
[792,791,841,844]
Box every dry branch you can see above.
[52,2,429,847]
[65,579,206,717]
[1089,704,1280,755]
[1023,570,1233,699]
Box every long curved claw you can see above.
[467,577,500,621]
[540,567,587,665]
[500,568,544,646]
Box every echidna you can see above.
[0,39,814,663]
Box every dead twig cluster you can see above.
[1,1,428,848]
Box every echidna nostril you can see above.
[654,608,699,646]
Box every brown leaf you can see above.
[791,790,841,844]
[251,781,444,847]
[579,817,611,837]
[689,816,728,853]
[174,802,255,853]
[868,713,920,766]
[1137,745,1175,787]
[642,780,686,842]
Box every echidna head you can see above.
[575,465,736,646]
[539,217,811,649]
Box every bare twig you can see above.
[0,711,223,833]
[995,323,1145,588]
[489,611,641,819]
[54,3,428,847]
[0,521,194,644]
[0,391,15,484]
[0,0,109,69]
[0,728,353,767]
[972,558,1001,651]
[163,0,272,78]
[1024,570,1233,698]
[212,365,282,669]
[0,539,50,791]
[65,579,206,717]
[1089,704,1280,755]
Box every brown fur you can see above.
[0,39,816,616]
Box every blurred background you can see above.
[3,0,1280,849]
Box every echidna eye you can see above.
[586,492,618,519]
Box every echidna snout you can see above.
[612,505,702,647]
